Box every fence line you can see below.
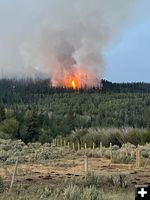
[53,138,150,169]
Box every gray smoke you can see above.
[0,0,138,85]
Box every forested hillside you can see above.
[0,78,150,144]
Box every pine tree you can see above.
[0,105,6,123]
[67,105,76,132]
[23,109,39,143]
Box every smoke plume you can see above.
[0,0,138,86]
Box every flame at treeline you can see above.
[51,65,100,90]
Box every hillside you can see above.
[0,78,150,143]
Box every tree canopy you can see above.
[0,78,150,143]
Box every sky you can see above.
[104,0,150,82]
[0,0,149,83]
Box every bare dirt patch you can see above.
[0,156,150,186]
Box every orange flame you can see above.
[52,65,100,89]
[72,80,76,90]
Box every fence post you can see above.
[60,137,62,147]
[138,144,140,168]
[144,157,150,169]
[135,147,138,168]
[78,142,80,151]
[72,142,75,150]
[84,155,88,174]
[100,142,103,157]
[136,144,140,168]
[93,142,95,150]
[109,143,112,164]
[84,143,87,154]
[58,137,60,146]
[10,157,19,192]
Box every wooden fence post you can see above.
[84,155,88,174]
[100,142,103,157]
[72,142,75,150]
[10,157,19,192]
[78,142,80,151]
[136,144,140,168]
[93,142,95,150]
[58,137,60,146]
[135,147,138,168]
[84,143,87,154]
[109,143,112,164]
[138,144,140,168]
[144,157,150,169]
[60,137,62,147]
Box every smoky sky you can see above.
[0,0,138,79]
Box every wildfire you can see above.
[52,65,100,89]
[72,80,76,90]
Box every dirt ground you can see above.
[0,157,150,187]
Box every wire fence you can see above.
[52,138,150,172]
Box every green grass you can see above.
[0,184,134,200]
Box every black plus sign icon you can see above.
[135,185,150,199]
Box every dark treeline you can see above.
[0,78,150,104]
[102,80,150,93]
[0,78,150,144]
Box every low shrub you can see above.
[64,184,81,200]
[111,174,130,188]
[85,172,101,187]
[84,171,130,189]
[81,186,104,200]
[67,128,149,147]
